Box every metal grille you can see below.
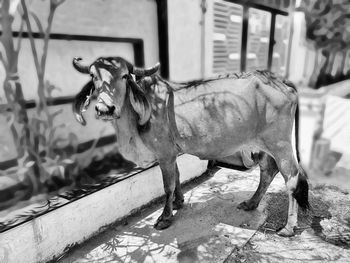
[212,0,243,74]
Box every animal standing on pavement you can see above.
[72,57,309,237]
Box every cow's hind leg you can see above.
[268,142,309,237]
[154,157,177,230]
[238,152,278,211]
[173,162,184,210]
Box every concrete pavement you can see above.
[58,167,286,263]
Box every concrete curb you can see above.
[58,166,273,263]
[0,154,208,263]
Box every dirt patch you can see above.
[226,184,350,263]
[311,186,350,249]
[260,191,331,233]
[259,185,350,249]
[226,241,261,263]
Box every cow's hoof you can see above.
[237,201,257,211]
[173,199,184,210]
[277,227,295,237]
[154,216,173,230]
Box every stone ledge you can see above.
[0,154,208,263]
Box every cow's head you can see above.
[72,57,160,126]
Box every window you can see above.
[246,8,271,71]
[212,0,243,74]
[212,0,290,75]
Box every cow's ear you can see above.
[73,81,95,126]
[126,76,151,126]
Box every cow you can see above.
[72,56,309,237]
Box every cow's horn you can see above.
[132,63,160,76]
[73,57,90,74]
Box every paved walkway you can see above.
[58,164,350,263]
[58,167,286,263]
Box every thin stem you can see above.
[21,0,41,78]
[15,19,24,53]
[41,5,56,81]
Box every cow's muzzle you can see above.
[95,103,120,121]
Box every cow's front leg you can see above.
[173,162,184,210]
[154,157,177,230]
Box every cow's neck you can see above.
[112,99,157,168]
[135,75,182,156]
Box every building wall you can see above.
[0,0,159,164]
[167,0,294,82]
[1,0,301,164]
[9,0,159,99]
[168,0,203,81]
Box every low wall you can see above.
[0,154,208,263]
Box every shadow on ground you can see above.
[58,167,272,263]
[58,166,350,263]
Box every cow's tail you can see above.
[293,162,310,211]
[284,80,310,211]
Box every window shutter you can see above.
[212,0,243,74]
[246,8,271,71]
